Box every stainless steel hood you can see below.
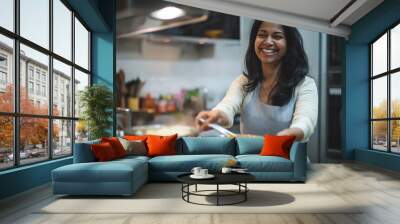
[117,0,210,38]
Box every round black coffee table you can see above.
[177,173,255,206]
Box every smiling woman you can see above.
[196,20,318,142]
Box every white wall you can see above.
[117,38,242,108]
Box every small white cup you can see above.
[221,167,232,174]
[200,169,208,176]
[191,167,202,176]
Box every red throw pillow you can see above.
[259,135,296,159]
[91,142,117,161]
[124,135,148,141]
[101,137,127,158]
[146,134,178,157]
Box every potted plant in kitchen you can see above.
[79,84,113,140]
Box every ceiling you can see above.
[164,0,384,38]
[117,0,240,40]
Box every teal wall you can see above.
[0,158,72,199]
[91,0,116,135]
[344,0,400,170]
[0,0,116,200]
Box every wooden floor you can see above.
[1,162,400,224]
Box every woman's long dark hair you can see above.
[243,20,309,106]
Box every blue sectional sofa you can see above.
[52,137,306,196]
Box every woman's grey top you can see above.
[213,74,318,142]
[240,84,295,135]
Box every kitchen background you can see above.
[116,0,344,162]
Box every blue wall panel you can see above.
[343,45,369,159]
[0,158,72,199]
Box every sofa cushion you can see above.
[53,158,147,183]
[178,137,235,155]
[235,136,264,155]
[236,155,293,172]
[148,154,235,172]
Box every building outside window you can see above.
[0,0,92,170]
[370,22,400,154]
[42,85,46,97]
[35,70,40,81]
[28,66,34,80]
[0,54,7,88]
[35,83,40,95]
[41,73,46,83]
[28,81,34,94]
[0,71,6,83]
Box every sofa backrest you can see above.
[235,136,264,155]
[73,139,100,163]
[177,137,236,155]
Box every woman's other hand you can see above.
[195,110,224,131]
[277,127,304,141]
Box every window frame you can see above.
[0,0,92,171]
[370,20,400,154]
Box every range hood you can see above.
[117,0,240,40]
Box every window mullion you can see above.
[387,29,391,152]
[71,10,76,154]
[48,0,53,160]
[370,45,373,149]
[13,0,20,167]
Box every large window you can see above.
[370,22,400,153]
[0,0,91,170]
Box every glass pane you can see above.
[75,120,88,143]
[391,120,400,153]
[391,24,400,70]
[0,0,14,31]
[372,121,388,151]
[372,77,387,119]
[74,69,89,118]
[20,44,49,115]
[0,34,14,112]
[0,116,13,170]
[74,17,89,70]
[20,0,49,49]
[53,0,72,60]
[372,33,387,76]
[391,72,400,118]
[53,119,72,158]
[53,59,72,117]
[20,117,49,165]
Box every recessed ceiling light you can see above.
[150,6,186,20]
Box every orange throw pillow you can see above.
[259,135,296,159]
[101,137,127,158]
[146,134,178,157]
[91,142,117,161]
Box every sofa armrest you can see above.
[73,140,100,163]
[289,142,307,181]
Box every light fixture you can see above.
[150,6,186,20]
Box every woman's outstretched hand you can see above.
[195,110,224,131]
